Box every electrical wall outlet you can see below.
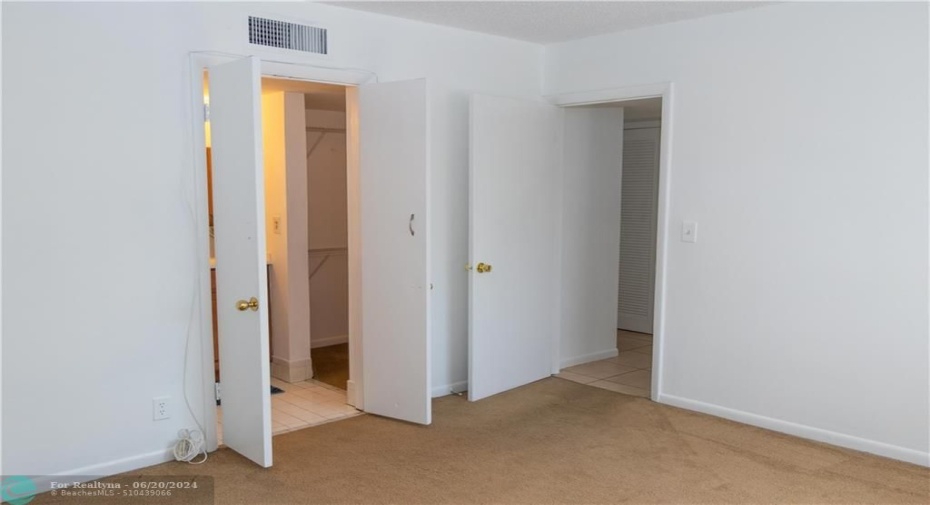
[153,396,170,421]
[272,216,282,234]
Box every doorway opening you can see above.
[196,54,431,468]
[556,97,663,399]
[203,73,360,446]
[304,89,351,392]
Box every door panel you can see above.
[617,127,660,334]
[468,94,562,402]
[208,56,272,467]
[358,79,431,425]
[561,107,625,365]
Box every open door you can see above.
[358,79,431,425]
[468,94,562,401]
[617,126,661,334]
[208,56,273,467]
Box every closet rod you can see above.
[308,247,348,253]
[306,127,346,133]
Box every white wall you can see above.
[306,109,349,347]
[546,2,929,464]
[283,93,311,376]
[263,92,288,370]
[306,110,348,250]
[559,107,625,367]
[1,1,541,477]
[263,91,312,382]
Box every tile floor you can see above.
[217,378,361,445]
[556,330,653,398]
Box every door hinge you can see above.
[203,104,210,123]
[214,382,222,404]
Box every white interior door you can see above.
[358,79,431,425]
[560,106,625,366]
[468,94,562,402]
[617,126,661,334]
[208,56,272,467]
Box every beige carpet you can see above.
[33,378,929,504]
[310,343,349,390]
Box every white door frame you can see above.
[188,52,370,451]
[546,82,674,402]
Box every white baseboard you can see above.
[24,448,175,494]
[559,348,619,369]
[271,357,312,383]
[658,393,930,467]
[346,379,358,408]
[310,334,348,349]
[432,380,468,398]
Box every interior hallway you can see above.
[36,379,929,504]
[557,330,653,397]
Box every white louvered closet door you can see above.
[617,126,660,333]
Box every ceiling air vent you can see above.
[248,16,327,55]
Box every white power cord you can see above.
[174,429,208,464]
[176,160,211,465]
[176,282,209,466]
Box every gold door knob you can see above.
[236,297,259,311]
[476,262,492,273]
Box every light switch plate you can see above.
[681,221,698,243]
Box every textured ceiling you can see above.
[324,1,771,44]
